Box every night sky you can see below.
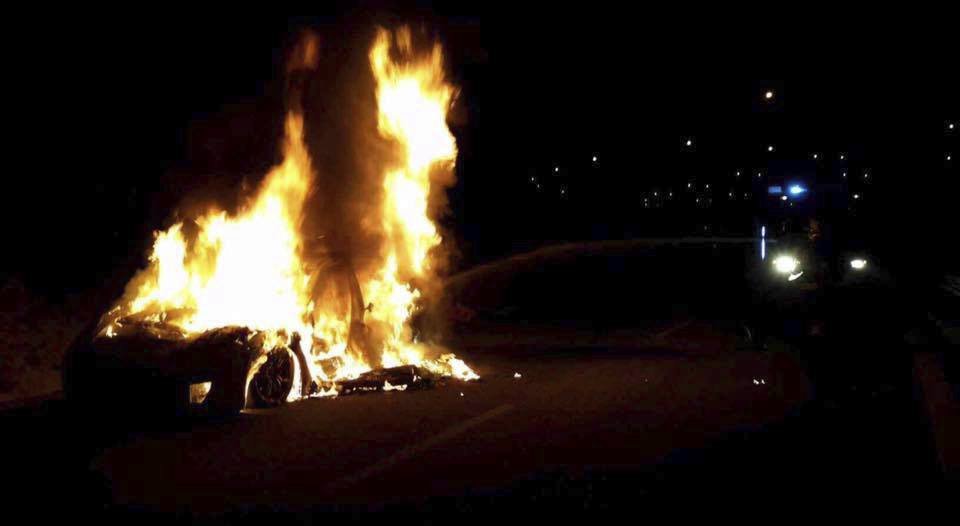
[5,9,957,298]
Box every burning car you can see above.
[63,244,477,418]
[62,27,479,418]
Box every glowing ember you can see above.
[100,26,477,403]
[189,382,212,404]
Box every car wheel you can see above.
[247,348,295,408]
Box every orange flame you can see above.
[124,113,314,339]
[103,26,477,398]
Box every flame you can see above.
[103,26,476,401]
[368,27,458,372]
[371,27,455,277]
[120,114,315,342]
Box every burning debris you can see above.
[340,365,434,395]
[68,26,477,414]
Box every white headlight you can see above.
[772,255,800,274]
[850,259,868,270]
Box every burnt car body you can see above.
[62,259,371,418]
[63,322,304,418]
[63,320,440,418]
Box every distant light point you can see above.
[765,90,774,100]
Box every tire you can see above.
[246,348,295,408]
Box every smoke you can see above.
[299,25,386,277]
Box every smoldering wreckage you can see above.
[63,27,479,417]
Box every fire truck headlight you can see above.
[772,255,800,275]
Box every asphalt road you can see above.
[92,323,809,511]
[2,321,944,518]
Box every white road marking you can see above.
[652,320,692,341]
[328,403,514,490]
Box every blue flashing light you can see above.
[761,225,766,260]
[788,184,807,196]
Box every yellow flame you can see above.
[371,27,456,277]
[367,27,471,378]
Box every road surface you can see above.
[3,321,943,517]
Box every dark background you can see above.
[4,6,958,300]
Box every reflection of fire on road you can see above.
[96,26,477,404]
